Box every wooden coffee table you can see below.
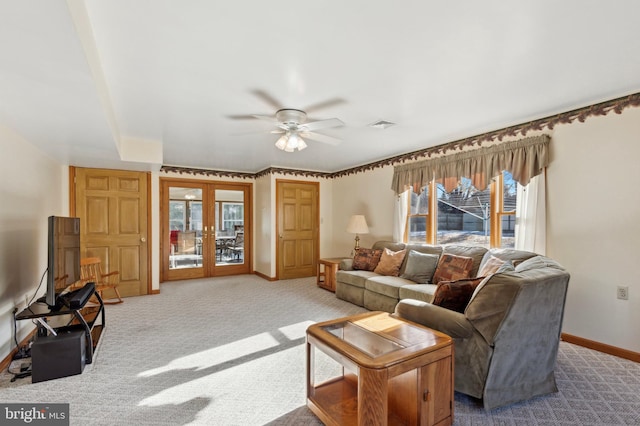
[306,311,453,426]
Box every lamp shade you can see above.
[346,215,369,234]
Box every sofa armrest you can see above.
[339,258,354,271]
[394,299,474,339]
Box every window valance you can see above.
[391,135,550,194]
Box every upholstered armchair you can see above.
[394,255,570,410]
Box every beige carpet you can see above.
[1,275,638,425]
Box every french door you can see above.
[161,179,251,281]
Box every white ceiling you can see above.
[2,1,640,173]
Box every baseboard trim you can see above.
[151,289,160,295]
[254,271,277,281]
[561,333,640,363]
[0,328,37,372]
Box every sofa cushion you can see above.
[400,250,440,283]
[398,284,438,303]
[352,248,382,271]
[372,241,407,252]
[335,270,378,288]
[374,248,406,276]
[432,277,485,313]
[496,260,516,274]
[432,254,474,284]
[514,255,565,273]
[482,248,537,269]
[477,255,505,277]
[365,275,414,299]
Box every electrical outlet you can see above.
[617,286,629,300]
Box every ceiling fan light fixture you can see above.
[275,131,307,152]
[275,134,288,150]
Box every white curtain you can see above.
[393,190,409,242]
[515,170,546,254]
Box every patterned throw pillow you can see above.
[432,254,474,284]
[432,277,485,313]
[477,255,505,277]
[352,248,383,271]
[373,248,406,276]
[400,250,440,283]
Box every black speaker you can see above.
[32,329,86,383]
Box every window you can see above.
[221,202,243,231]
[437,177,492,247]
[405,171,517,248]
[406,186,429,243]
[169,200,202,233]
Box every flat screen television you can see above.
[46,216,81,308]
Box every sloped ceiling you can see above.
[1,1,639,173]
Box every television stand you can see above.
[15,284,105,365]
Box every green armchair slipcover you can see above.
[394,255,570,410]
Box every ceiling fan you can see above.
[229,90,345,152]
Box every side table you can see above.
[317,258,345,292]
[306,311,454,425]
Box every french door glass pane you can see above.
[215,190,244,266]
[168,187,203,270]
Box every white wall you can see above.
[329,107,640,354]
[253,174,272,277]
[331,166,397,257]
[547,107,640,352]
[0,125,67,361]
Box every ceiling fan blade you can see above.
[227,114,261,120]
[230,128,285,136]
[304,98,346,113]
[300,131,341,146]
[300,118,344,132]
[251,89,284,110]
[252,114,279,122]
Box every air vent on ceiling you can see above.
[369,120,395,129]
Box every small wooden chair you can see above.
[80,257,124,304]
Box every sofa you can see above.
[336,241,500,312]
[336,240,571,410]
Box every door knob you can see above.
[141,237,146,242]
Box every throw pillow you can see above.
[400,250,440,283]
[432,277,485,313]
[352,248,383,271]
[432,254,474,284]
[477,255,505,277]
[373,248,407,276]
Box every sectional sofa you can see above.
[335,240,571,409]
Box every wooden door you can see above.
[277,180,319,279]
[74,168,150,297]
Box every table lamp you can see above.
[346,215,369,256]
